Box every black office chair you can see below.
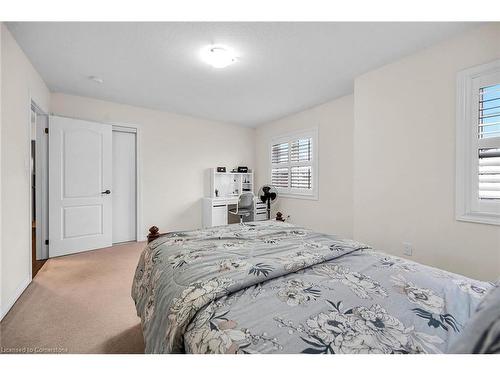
[229,192,254,224]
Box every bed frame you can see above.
[147,226,168,243]
[147,212,286,243]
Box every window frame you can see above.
[456,59,500,226]
[269,127,319,200]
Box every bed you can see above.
[132,221,497,354]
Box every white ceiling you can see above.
[7,22,480,127]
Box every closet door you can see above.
[112,130,137,243]
[48,116,113,257]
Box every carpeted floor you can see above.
[0,242,146,354]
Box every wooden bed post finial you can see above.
[147,226,160,243]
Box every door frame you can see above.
[111,124,142,242]
[33,104,49,260]
[29,99,48,280]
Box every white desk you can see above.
[202,197,267,228]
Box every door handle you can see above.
[101,189,111,195]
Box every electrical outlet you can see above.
[403,242,413,256]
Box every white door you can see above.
[49,116,112,257]
[112,130,137,243]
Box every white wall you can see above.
[1,24,50,319]
[354,24,500,281]
[50,93,256,237]
[255,95,354,238]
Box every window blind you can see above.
[271,168,289,188]
[479,84,500,139]
[271,142,289,164]
[478,83,500,201]
[290,138,312,162]
[270,133,316,196]
[478,148,500,200]
[291,166,312,189]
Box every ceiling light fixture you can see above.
[88,75,104,84]
[201,45,237,69]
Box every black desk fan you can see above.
[258,185,278,220]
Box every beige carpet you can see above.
[0,242,146,354]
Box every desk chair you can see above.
[229,192,254,224]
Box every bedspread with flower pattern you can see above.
[132,221,492,354]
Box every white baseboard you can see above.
[0,276,31,321]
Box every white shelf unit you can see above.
[202,168,267,228]
[208,169,254,198]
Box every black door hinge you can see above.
[45,239,49,245]
[44,128,49,134]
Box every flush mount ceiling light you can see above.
[88,75,104,84]
[201,45,237,69]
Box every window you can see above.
[270,128,318,199]
[456,60,500,225]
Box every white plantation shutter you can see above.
[478,84,500,201]
[478,148,500,199]
[290,138,312,162]
[271,142,289,164]
[456,61,500,225]
[270,130,317,198]
[271,142,289,188]
[478,84,500,139]
[271,167,289,188]
[291,166,312,189]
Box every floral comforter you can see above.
[132,221,492,354]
